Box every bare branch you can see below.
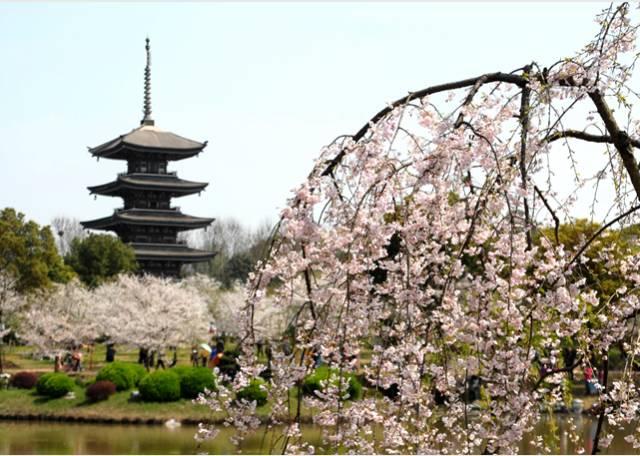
[545,129,640,148]
[589,90,640,199]
[592,351,610,455]
[534,185,560,246]
[519,75,533,250]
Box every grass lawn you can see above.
[1,343,623,425]
[0,385,222,422]
[2,344,198,374]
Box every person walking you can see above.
[211,341,225,368]
[156,348,166,370]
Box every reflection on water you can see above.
[522,414,634,455]
[0,415,635,455]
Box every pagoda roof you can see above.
[131,242,216,263]
[88,173,208,197]
[89,125,207,161]
[81,208,214,231]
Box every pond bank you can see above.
[0,386,316,426]
[0,385,600,428]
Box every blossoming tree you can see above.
[184,274,296,341]
[199,3,640,454]
[94,274,210,353]
[20,279,97,360]
[0,272,26,373]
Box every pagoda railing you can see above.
[119,171,177,177]
[115,206,181,213]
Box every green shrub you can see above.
[302,366,362,401]
[180,367,216,399]
[139,370,181,402]
[236,378,268,406]
[170,365,191,380]
[96,362,145,391]
[36,372,75,398]
[128,363,148,385]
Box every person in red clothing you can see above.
[211,341,224,368]
[584,366,598,395]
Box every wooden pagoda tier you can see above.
[88,173,208,198]
[81,208,215,231]
[131,243,215,276]
[81,38,215,276]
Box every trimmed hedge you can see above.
[302,366,363,401]
[139,370,181,402]
[10,371,39,389]
[36,373,75,398]
[179,367,216,399]
[236,378,268,406]
[96,362,146,391]
[129,363,148,385]
[86,380,116,403]
[170,365,191,380]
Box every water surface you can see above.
[0,415,636,454]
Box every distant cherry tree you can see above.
[20,279,97,360]
[0,272,26,373]
[184,274,296,341]
[94,274,210,352]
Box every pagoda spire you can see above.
[141,37,154,126]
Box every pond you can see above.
[0,415,635,454]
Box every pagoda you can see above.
[81,38,215,276]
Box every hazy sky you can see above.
[0,2,606,229]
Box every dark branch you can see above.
[591,352,610,455]
[588,90,640,199]
[533,356,583,390]
[545,129,640,148]
[547,130,612,144]
[519,72,533,250]
[568,203,640,268]
[534,185,560,246]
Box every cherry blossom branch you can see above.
[532,356,583,390]
[567,203,640,268]
[321,71,528,176]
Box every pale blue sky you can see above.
[0,2,605,228]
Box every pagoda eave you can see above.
[130,243,216,263]
[90,144,203,161]
[81,210,214,231]
[87,175,208,197]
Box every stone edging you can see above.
[0,413,213,426]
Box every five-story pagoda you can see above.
[82,39,215,276]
